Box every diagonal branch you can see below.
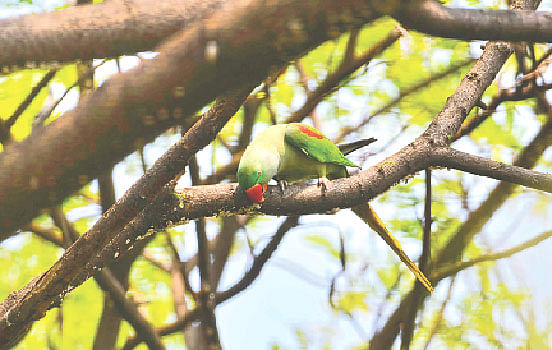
[49,204,165,350]
[0,68,57,143]
[0,88,251,349]
[122,216,299,349]
[0,0,379,236]
[338,59,473,142]
[285,26,403,124]
[433,229,552,280]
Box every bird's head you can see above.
[238,168,269,203]
[237,145,280,203]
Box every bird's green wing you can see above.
[285,123,358,167]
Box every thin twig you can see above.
[400,168,432,349]
[434,229,552,280]
[455,48,552,140]
[421,168,432,274]
[339,59,473,142]
[32,59,107,129]
[122,216,300,349]
[422,276,456,350]
[0,68,57,143]
[216,216,299,303]
[285,27,403,124]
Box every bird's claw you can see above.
[318,177,329,197]
[278,180,287,193]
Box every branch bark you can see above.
[0,0,226,68]
[396,0,551,42]
[0,88,251,349]
[2,0,552,69]
[0,0,378,236]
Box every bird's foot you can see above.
[317,177,329,197]
[278,180,288,193]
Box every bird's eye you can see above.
[257,170,262,176]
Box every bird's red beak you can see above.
[245,184,268,203]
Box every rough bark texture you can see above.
[0,88,251,349]
[397,0,552,42]
[0,0,378,236]
[0,0,226,68]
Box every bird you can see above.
[237,123,375,203]
[237,123,433,293]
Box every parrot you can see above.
[237,123,433,293]
[237,123,375,203]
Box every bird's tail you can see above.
[352,202,433,293]
[338,138,377,156]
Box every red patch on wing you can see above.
[297,124,323,139]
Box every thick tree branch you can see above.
[0,0,226,68]
[423,42,512,145]
[3,0,552,69]
[0,88,251,349]
[396,0,552,42]
[0,0,378,236]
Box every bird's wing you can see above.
[285,124,358,167]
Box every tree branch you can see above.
[401,168,433,349]
[37,202,166,350]
[370,69,551,350]
[0,88,251,348]
[216,216,299,304]
[433,229,552,280]
[430,147,552,194]
[396,0,552,42]
[0,0,378,236]
[122,216,299,349]
[0,0,227,68]
[285,26,402,124]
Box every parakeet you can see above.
[237,123,374,203]
[237,123,433,293]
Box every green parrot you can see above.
[237,123,374,203]
[237,123,433,293]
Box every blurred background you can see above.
[2,0,552,349]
